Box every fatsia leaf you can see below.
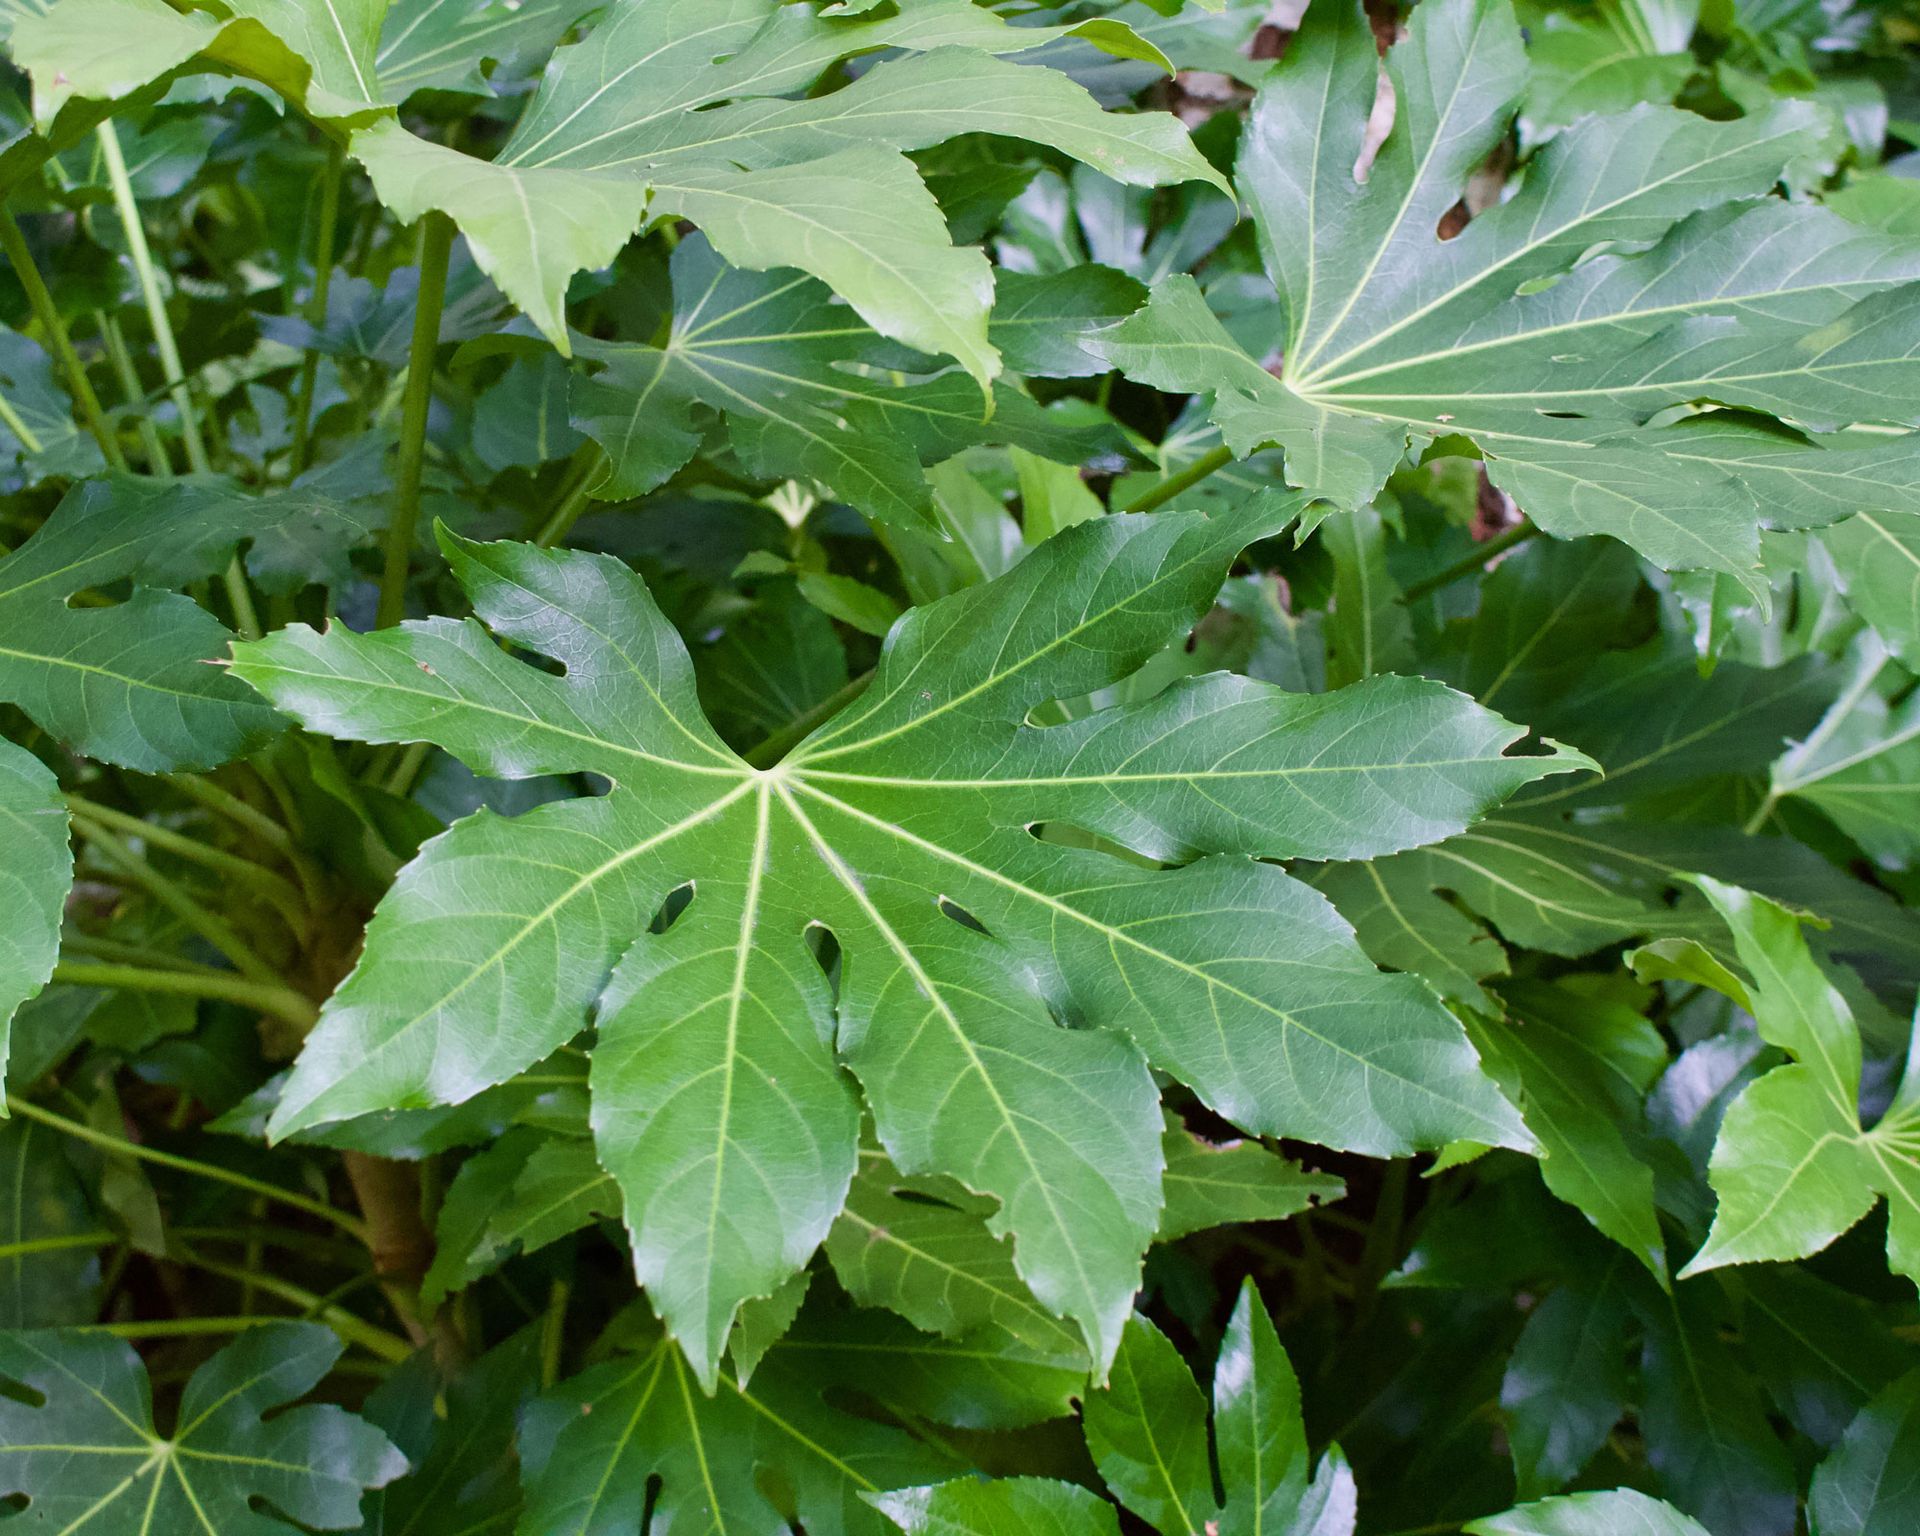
[1763,638,1920,868]
[1824,508,1920,667]
[1466,1489,1713,1536]
[571,237,1112,525]
[0,476,285,771]
[231,509,1571,1378]
[0,1116,103,1326]
[1679,880,1920,1285]
[348,0,1223,369]
[0,1323,407,1530]
[870,1478,1121,1536]
[1158,1110,1346,1241]
[8,0,388,124]
[1467,980,1669,1281]
[825,1137,1087,1363]
[1500,1262,1633,1499]
[374,0,595,101]
[1085,1283,1338,1536]
[0,739,67,1083]
[1810,1369,1920,1536]
[516,1309,956,1536]
[1093,0,1920,585]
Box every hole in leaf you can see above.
[805,921,843,1005]
[936,896,989,935]
[649,881,693,935]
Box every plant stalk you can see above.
[96,309,172,474]
[50,961,318,1030]
[97,120,261,638]
[1401,520,1541,602]
[0,210,124,468]
[745,668,875,767]
[1121,442,1233,514]
[378,212,455,629]
[4,1094,367,1241]
[290,140,345,475]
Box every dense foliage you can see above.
[2,0,1919,1530]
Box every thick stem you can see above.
[378,213,455,629]
[1121,442,1233,514]
[97,120,260,638]
[5,1094,366,1241]
[0,210,124,468]
[290,140,346,476]
[50,961,318,1031]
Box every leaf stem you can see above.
[50,961,318,1030]
[290,139,346,476]
[175,1245,415,1361]
[67,796,307,928]
[96,309,172,475]
[1121,442,1233,514]
[4,1094,366,1242]
[0,209,124,468]
[97,120,261,639]
[71,817,285,986]
[378,212,455,629]
[1400,520,1541,602]
[535,445,605,548]
[745,668,875,767]
[0,380,43,454]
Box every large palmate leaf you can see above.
[517,1306,959,1536]
[0,476,285,771]
[0,1323,406,1530]
[231,508,1579,1379]
[0,739,66,1083]
[570,236,1121,526]
[1680,880,1920,1284]
[348,0,1222,366]
[1093,0,1920,589]
[1467,1489,1713,1536]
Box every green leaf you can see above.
[1468,980,1669,1281]
[1215,1279,1313,1536]
[1084,1313,1216,1535]
[1810,1369,1920,1536]
[361,1331,542,1536]
[348,0,1222,368]
[1467,1489,1713,1536]
[1824,509,1920,667]
[1635,1282,1797,1535]
[0,1117,103,1326]
[374,0,594,101]
[0,739,67,1082]
[1095,0,1920,583]
[516,1311,956,1536]
[1085,1285,1337,1536]
[0,1323,407,1530]
[232,510,1565,1377]
[1500,1264,1633,1498]
[1764,639,1920,868]
[10,0,388,123]
[1158,1111,1346,1241]
[0,476,285,771]
[870,1478,1122,1536]
[825,1137,1086,1365]
[572,237,1109,526]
